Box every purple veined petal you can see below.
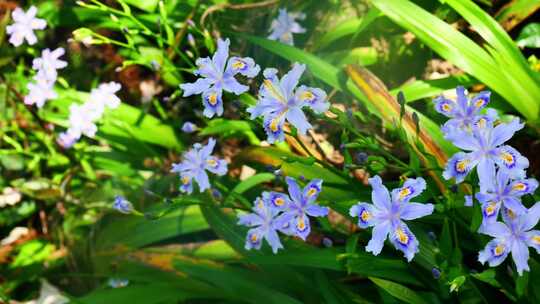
[285,106,312,135]
[464,195,473,207]
[293,213,311,241]
[501,197,527,216]
[511,240,530,276]
[199,138,216,159]
[477,157,497,190]
[302,179,323,205]
[267,191,291,211]
[391,177,426,203]
[305,203,329,218]
[237,212,264,227]
[478,238,510,267]
[245,228,264,251]
[273,211,296,236]
[264,228,283,254]
[202,89,224,118]
[222,75,249,95]
[443,152,478,183]
[225,56,260,78]
[285,176,303,206]
[389,222,419,262]
[399,202,434,221]
[493,145,529,179]
[489,118,524,147]
[521,202,540,231]
[478,221,511,238]
[508,178,538,197]
[455,86,469,111]
[204,157,227,176]
[295,85,329,114]
[194,57,219,79]
[444,129,480,151]
[280,63,305,99]
[246,97,284,119]
[469,91,491,114]
[212,38,230,73]
[366,220,391,256]
[180,78,213,97]
[479,200,501,227]
[433,96,457,118]
[368,176,392,211]
[524,230,540,254]
[179,174,194,194]
[194,169,210,192]
[349,202,377,228]
[263,112,286,143]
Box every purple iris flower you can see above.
[478,203,540,276]
[268,8,306,46]
[349,176,434,261]
[237,194,288,253]
[433,86,494,135]
[247,63,329,143]
[276,177,329,240]
[443,117,528,184]
[170,138,227,194]
[180,38,260,118]
[476,168,538,226]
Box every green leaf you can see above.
[471,269,501,288]
[121,0,159,13]
[517,23,540,48]
[371,0,540,122]
[370,277,429,304]
[200,119,260,145]
[95,206,208,250]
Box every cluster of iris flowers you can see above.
[434,87,540,275]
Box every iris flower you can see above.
[238,194,288,253]
[276,177,329,240]
[247,63,329,143]
[6,6,46,47]
[349,176,434,261]
[478,203,540,276]
[443,118,528,184]
[170,138,227,194]
[32,48,67,82]
[268,8,306,46]
[476,169,538,226]
[433,86,493,135]
[24,77,56,108]
[180,38,260,118]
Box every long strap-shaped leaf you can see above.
[346,65,448,193]
[371,0,540,122]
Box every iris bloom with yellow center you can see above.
[349,176,434,261]
[247,63,329,143]
[237,194,292,253]
[180,38,260,118]
[475,168,538,227]
[443,117,528,184]
[268,8,306,46]
[170,138,227,194]
[479,203,540,276]
[433,86,493,135]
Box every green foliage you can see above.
[1,0,540,303]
